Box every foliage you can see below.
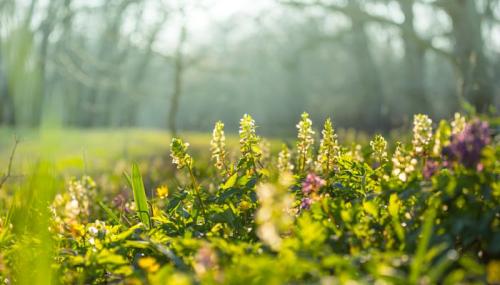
[0,113,499,284]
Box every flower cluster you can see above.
[210,121,228,172]
[432,120,451,156]
[193,244,219,277]
[156,185,169,199]
[138,257,160,273]
[277,144,294,173]
[442,119,491,169]
[370,134,388,165]
[239,114,261,168]
[51,176,96,236]
[346,143,363,162]
[260,139,272,164]
[316,118,340,174]
[300,173,326,210]
[86,220,108,247]
[423,159,439,180]
[302,173,326,195]
[170,138,193,169]
[256,180,294,251]
[412,114,433,155]
[451,112,466,135]
[296,112,315,172]
[392,142,417,182]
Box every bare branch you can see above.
[281,0,457,65]
[0,135,20,189]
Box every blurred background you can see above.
[0,0,499,136]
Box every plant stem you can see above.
[188,166,207,222]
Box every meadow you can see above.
[0,112,499,284]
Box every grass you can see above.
[0,128,199,174]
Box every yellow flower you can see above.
[138,257,160,273]
[487,260,500,284]
[156,186,169,199]
[239,201,251,211]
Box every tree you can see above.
[167,9,187,136]
[437,0,495,112]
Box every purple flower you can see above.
[302,173,326,195]
[112,193,127,209]
[423,159,439,179]
[300,198,312,210]
[442,119,491,169]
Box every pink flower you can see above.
[300,197,312,210]
[302,173,326,195]
[423,159,439,180]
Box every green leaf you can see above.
[221,173,238,190]
[218,188,242,202]
[110,224,142,243]
[98,200,123,227]
[410,201,438,284]
[388,194,400,217]
[363,201,378,218]
[97,249,128,265]
[129,163,151,229]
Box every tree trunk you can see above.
[123,17,165,127]
[0,52,16,126]
[399,0,428,113]
[0,20,18,126]
[348,1,387,130]
[168,23,187,136]
[34,0,58,127]
[445,0,494,112]
[285,51,306,114]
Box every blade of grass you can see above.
[409,200,438,284]
[129,163,151,229]
[97,200,124,227]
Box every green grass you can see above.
[0,128,250,177]
[0,128,169,175]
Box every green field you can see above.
[0,114,499,284]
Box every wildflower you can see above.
[370,134,388,164]
[392,142,417,182]
[125,201,137,212]
[84,220,107,247]
[346,143,363,162]
[412,114,433,155]
[302,173,326,195]
[296,112,315,172]
[239,114,262,169]
[194,244,219,276]
[50,176,96,235]
[138,257,160,273]
[256,183,294,251]
[260,139,271,163]
[112,192,128,210]
[88,226,99,236]
[156,185,169,199]
[451,112,466,135]
[487,260,500,284]
[423,159,439,180]
[316,118,340,174]
[239,200,251,211]
[170,138,193,169]
[277,144,294,173]
[442,119,491,169]
[300,197,312,210]
[432,120,451,157]
[210,121,228,172]
[64,199,81,219]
